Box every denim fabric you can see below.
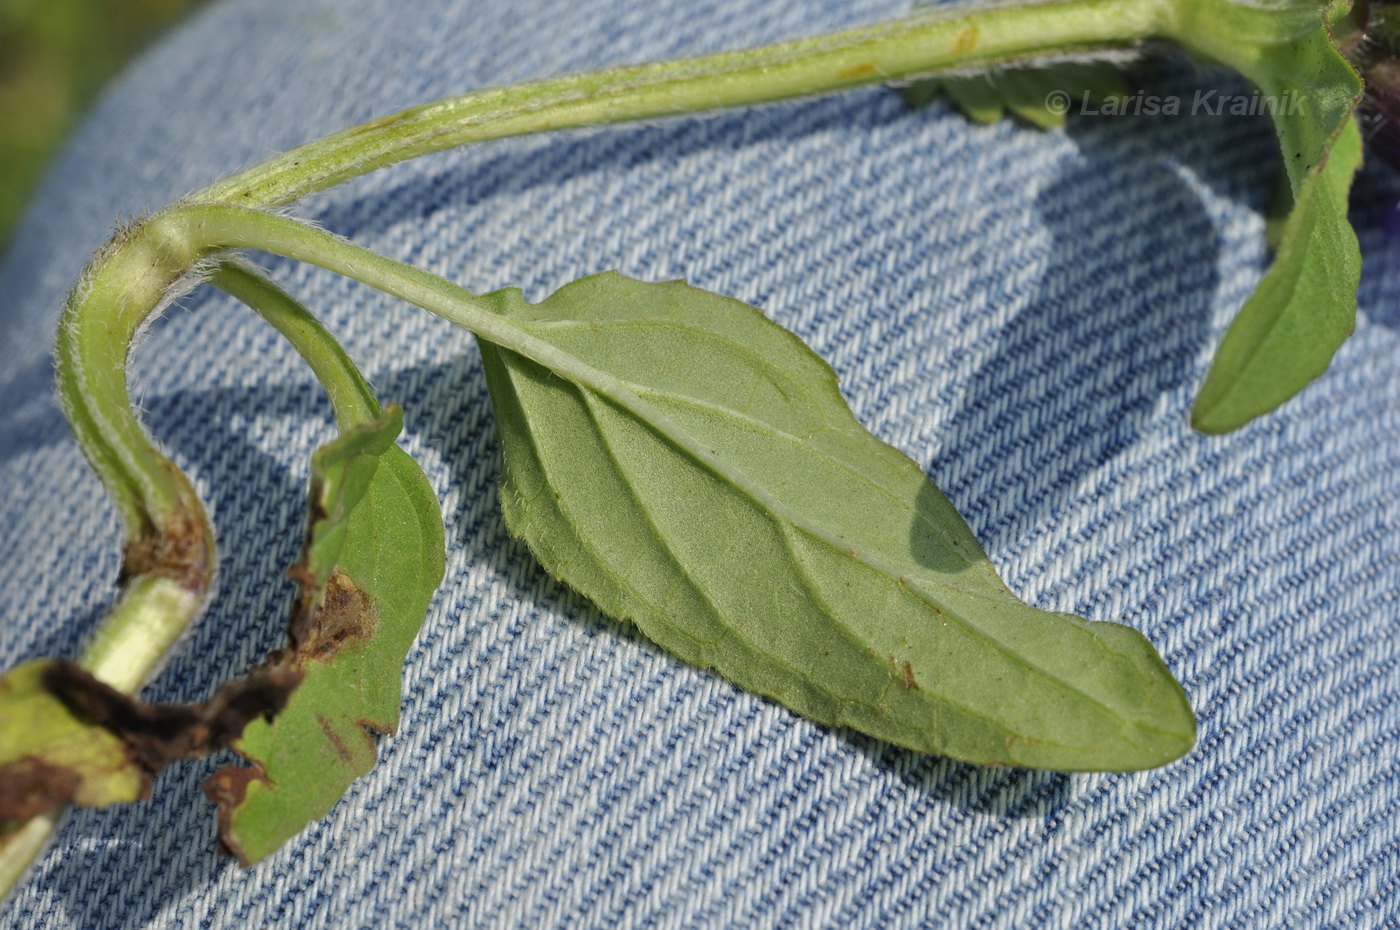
[1,0,1397,926]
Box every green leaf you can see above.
[477,273,1193,771]
[902,60,1131,128]
[0,661,147,818]
[1193,116,1362,432]
[203,405,446,865]
[1170,1,1365,432]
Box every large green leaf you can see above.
[203,405,446,865]
[477,273,1193,771]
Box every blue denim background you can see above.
[1,0,1397,926]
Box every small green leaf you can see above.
[204,406,446,865]
[477,273,1193,771]
[1193,116,1362,432]
[903,61,1130,127]
[1172,2,1365,432]
[0,661,147,818]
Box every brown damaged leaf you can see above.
[0,414,403,832]
[0,408,440,868]
[285,567,377,664]
[0,757,84,821]
[202,408,445,866]
[0,568,373,824]
[204,570,380,861]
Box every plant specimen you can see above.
[0,0,1379,897]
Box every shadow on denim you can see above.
[926,79,1232,558]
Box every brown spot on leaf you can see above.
[0,757,84,820]
[287,570,378,664]
[955,26,979,53]
[887,655,918,691]
[316,714,356,766]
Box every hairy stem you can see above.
[57,225,215,689]
[199,0,1167,208]
[209,263,382,430]
[162,207,553,360]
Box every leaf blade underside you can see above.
[478,273,1193,772]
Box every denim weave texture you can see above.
[0,0,1397,926]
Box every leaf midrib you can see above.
[516,315,994,583]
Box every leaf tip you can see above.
[1189,394,1240,435]
[1111,661,1197,772]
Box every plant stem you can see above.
[157,207,707,407]
[56,226,215,688]
[199,0,1167,208]
[0,814,60,897]
[209,263,382,430]
[160,207,552,361]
